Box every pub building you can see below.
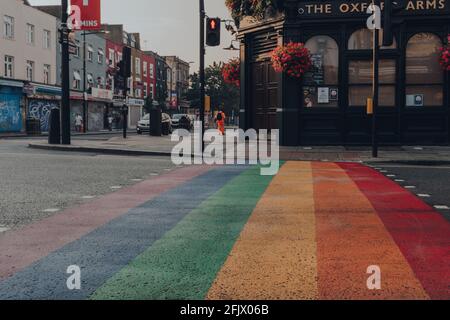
[237,0,450,146]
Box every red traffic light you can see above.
[210,19,217,30]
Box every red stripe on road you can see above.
[0,165,210,280]
[339,163,450,300]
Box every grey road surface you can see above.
[0,139,175,230]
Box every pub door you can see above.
[250,60,278,131]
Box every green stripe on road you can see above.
[90,166,275,300]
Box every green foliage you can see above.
[183,62,240,117]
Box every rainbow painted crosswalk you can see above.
[0,162,448,300]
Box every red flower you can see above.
[271,42,312,78]
[222,58,241,87]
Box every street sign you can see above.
[70,0,102,31]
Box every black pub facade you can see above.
[237,0,450,146]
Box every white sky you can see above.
[28,0,238,72]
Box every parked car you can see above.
[171,114,192,130]
[136,113,173,135]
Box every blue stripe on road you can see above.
[0,165,247,300]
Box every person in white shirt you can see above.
[75,114,83,132]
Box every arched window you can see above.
[406,33,443,107]
[348,28,397,50]
[303,35,339,108]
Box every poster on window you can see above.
[318,87,330,104]
[304,54,324,85]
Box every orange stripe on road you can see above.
[207,162,318,300]
[312,162,429,300]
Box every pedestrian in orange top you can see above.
[215,110,226,135]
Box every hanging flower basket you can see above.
[271,42,312,79]
[225,0,281,24]
[439,35,450,71]
[222,58,241,87]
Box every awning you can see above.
[73,71,81,81]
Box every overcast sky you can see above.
[28,0,238,72]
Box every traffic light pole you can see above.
[199,0,205,153]
[61,0,71,145]
[372,0,380,158]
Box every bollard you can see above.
[48,108,61,145]
[150,106,162,136]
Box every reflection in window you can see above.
[348,28,397,50]
[348,60,396,107]
[406,33,443,107]
[304,35,339,108]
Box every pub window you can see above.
[405,33,443,107]
[348,60,396,107]
[303,35,339,108]
[348,28,397,50]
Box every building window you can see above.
[87,45,94,62]
[26,60,34,81]
[109,49,115,67]
[150,64,155,79]
[73,70,81,89]
[150,84,154,99]
[43,64,50,84]
[143,61,148,77]
[4,55,14,78]
[304,35,339,108]
[135,57,141,76]
[98,49,104,64]
[143,82,148,97]
[74,41,80,57]
[3,15,14,39]
[348,28,396,50]
[348,59,396,107]
[43,30,51,49]
[123,32,128,45]
[87,73,94,88]
[26,24,35,45]
[406,33,443,107]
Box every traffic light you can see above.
[383,0,406,47]
[120,46,132,78]
[206,17,221,47]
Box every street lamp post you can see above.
[199,0,205,152]
[60,0,71,145]
[372,0,380,158]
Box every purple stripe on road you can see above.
[0,165,210,281]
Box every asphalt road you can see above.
[0,138,175,230]
[367,162,450,221]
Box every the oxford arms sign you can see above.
[297,0,449,18]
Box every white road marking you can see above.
[303,147,313,150]
[387,174,396,177]
[380,170,388,173]
[43,208,60,213]
[0,225,10,233]
[82,196,95,199]
[110,186,122,190]
[395,179,405,182]
[131,179,143,182]
[434,205,449,210]
[417,194,431,198]
[405,186,416,189]
[150,173,159,176]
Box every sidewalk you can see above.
[27,134,450,163]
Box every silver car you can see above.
[136,113,173,135]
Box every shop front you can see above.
[0,79,24,133]
[25,83,61,132]
[238,0,450,146]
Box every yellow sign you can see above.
[205,95,211,112]
[367,98,373,115]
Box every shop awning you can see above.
[73,71,81,81]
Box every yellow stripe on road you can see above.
[207,162,318,300]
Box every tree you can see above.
[183,61,240,120]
